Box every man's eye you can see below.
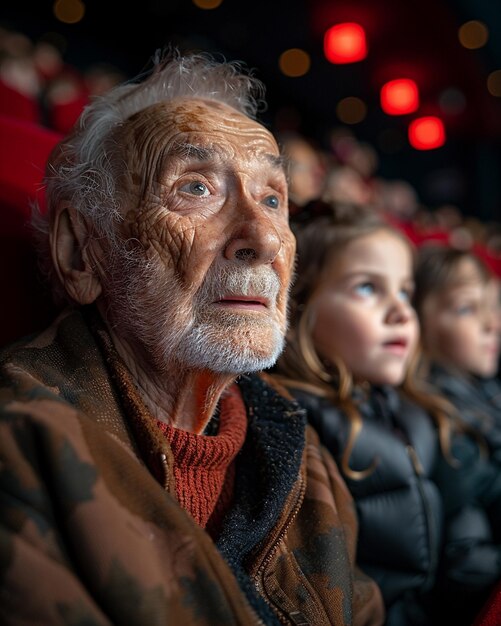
[263,194,280,209]
[180,181,210,196]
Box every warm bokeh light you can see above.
[408,116,446,150]
[458,20,489,49]
[380,79,419,115]
[324,23,367,64]
[53,0,85,24]
[192,0,223,8]
[278,48,311,78]
[487,70,501,97]
[336,97,367,124]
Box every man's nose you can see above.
[224,200,282,265]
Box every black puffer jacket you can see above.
[291,385,443,626]
[427,364,501,626]
[430,363,501,460]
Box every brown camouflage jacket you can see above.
[0,307,384,626]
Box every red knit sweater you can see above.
[156,384,247,534]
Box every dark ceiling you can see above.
[2,0,501,221]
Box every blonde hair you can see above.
[275,203,458,478]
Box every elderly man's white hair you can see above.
[33,49,267,302]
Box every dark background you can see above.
[2,0,501,222]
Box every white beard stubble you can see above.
[106,248,287,375]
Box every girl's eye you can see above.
[263,194,280,209]
[455,303,476,316]
[354,282,375,297]
[180,181,210,197]
[398,288,412,302]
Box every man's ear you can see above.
[50,204,103,304]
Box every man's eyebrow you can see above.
[166,143,286,169]
[280,155,293,182]
[168,142,216,161]
[266,153,287,170]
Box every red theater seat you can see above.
[50,92,89,135]
[0,80,40,124]
[473,580,501,626]
[0,115,63,347]
[473,243,501,279]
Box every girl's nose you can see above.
[483,306,501,334]
[386,296,413,325]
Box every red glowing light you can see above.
[380,79,419,115]
[324,23,367,64]
[408,116,446,150]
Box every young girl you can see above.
[273,204,473,626]
[414,245,501,453]
[413,245,501,625]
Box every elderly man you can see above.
[0,52,383,625]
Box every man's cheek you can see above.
[280,238,296,281]
[150,223,198,278]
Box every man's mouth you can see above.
[214,295,270,311]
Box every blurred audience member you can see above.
[414,245,501,626]
[278,131,326,214]
[373,178,420,223]
[328,127,378,179]
[0,26,40,122]
[322,163,373,207]
[0,25,126,134]
[415,245,501,448]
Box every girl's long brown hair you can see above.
[274,203,460,479]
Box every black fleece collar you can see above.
[215,373,306,624]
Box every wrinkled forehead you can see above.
[118,97,281,171]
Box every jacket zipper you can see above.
[158,451,269,626]
[251,473,309,625]
[406,444,438,587]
